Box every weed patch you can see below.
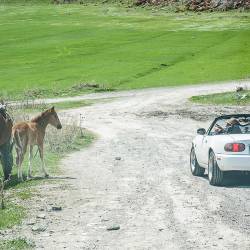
[0,203,25,229]
[0,238,34,250]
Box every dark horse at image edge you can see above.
[0,104,13,180]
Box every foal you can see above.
[12,107,62,181]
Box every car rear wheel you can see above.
[208,151,223,186]
[190,147,205,176]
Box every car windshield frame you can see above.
[207,114,250,136]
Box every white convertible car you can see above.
[190,114,250,186]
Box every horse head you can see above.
[48,106,62,130]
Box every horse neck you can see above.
[35,114,50,131]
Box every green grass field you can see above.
[0,1,250,99]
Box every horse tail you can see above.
[13,130,22,151]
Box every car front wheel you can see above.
[190,147,205,176]
[208,151,223,186]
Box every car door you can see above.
[194,135,205,164]
[199,134,212,166]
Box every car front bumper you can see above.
[216,153,250,171]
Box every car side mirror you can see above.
[197,128,206,135]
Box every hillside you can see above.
[0,1,249,99]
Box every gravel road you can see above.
[4,81,250,249]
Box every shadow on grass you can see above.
[202,172,250,188]
[5,174,76,189]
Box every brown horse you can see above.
[12,107,62,181]
[0,104,13,179]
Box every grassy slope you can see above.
[0,2,249,98]
[191,90,250,105]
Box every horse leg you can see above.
[18,154,24,181]
[13,131,21,180]
[27,145,33,179]
[19,144,27,181]
[15,147,19,166]
[16,147,21,180]
[18,156,24,181]
[38,144,49,178]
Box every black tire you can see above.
[190,147,205,176]
[0,141,13,180]
[208,151,223,186]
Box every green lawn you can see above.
[0,2,250,99]
[190,90,250,105]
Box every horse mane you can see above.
[31,110,50,123]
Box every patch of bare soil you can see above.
[141,103,250,121]
[135,0,250,11]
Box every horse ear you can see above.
[51,106,55,111]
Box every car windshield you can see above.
[209,116,250,135]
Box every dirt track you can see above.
[5,81,250,249]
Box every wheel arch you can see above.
[207,147,224,186]
[208,147,214,163]
[208,147,214,155]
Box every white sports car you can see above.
[190,114,250,186]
